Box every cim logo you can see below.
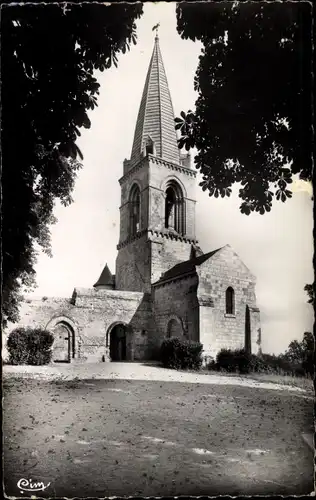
[17,478,51,494]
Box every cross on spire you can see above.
[152,22,160,38]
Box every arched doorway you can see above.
[245,305,251,354]
[52,321,75,363]
[109,324,128,361]
[167,317,184,338]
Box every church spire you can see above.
[130,35,180,166]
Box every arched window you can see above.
[167,317,183,338]
[164,180,185,235]
[129,184,140,237]
[226,287,235,315]
[144,136,155,156]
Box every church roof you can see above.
[130,35,180,166]
[154,247,223,285]
[93,264,114,288]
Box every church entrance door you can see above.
[52,322,74,362]
[110,324,127,361]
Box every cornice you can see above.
[148,155,196,178]
[117,228,198,250]
[152,270,196,289]
[117,229,148,250]
[148,228,198,244]
[119,154,196,185]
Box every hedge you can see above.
[216,348,251,374]
[7,327,54,365]
[212,348,312,376]
[160,337,203,370]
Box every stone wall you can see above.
[3,289,153,363]
[196,245,261,359]
[153,274,199,350]
[116,232,197,293]
[150,233,195,284]
[2,297,72,362]
[118,157,149,243]
[115,234,151,292]
[116,155,198,294]
[148,157,197,239]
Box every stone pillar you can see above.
[103,346,111,362]
[126,326,134,361]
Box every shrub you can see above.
[7,327,54,365]
[248,353,269,373]
[214,348,312,377]
[260,353,301,375]
[302,353,314,376]
[206,359,220,371]
[160,337,203,370]
[216,348,252,374]
[204,356,217,370]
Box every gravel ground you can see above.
[3,361,311,394]
[3,370,314,497]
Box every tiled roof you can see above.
[155,247,223,284]
[93,264,114,288]
[130,35,180,166]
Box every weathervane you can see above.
[152,23,160,37]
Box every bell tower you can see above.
[115,35,198,293]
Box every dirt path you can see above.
[3,362,311,394]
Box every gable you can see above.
[198,244,256,282]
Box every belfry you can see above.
[7,35,261,363]
[115,33,198,294]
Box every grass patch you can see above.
[174,365,314,392]
[200,368,314,392]
[243,373,314,392]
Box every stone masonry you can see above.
[4,35,261,363]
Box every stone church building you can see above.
[7,36,261,363]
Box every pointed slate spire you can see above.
[130,34,180,166]
[93,264,115,289]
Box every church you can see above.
[8,35,261,364]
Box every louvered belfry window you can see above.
[129,184,140,236]
[164,180,185,235]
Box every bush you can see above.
[204,356,217,371]
[248,353,269,373]
[214,348,312,377]
[206,359,221,371]
[260,353,302,375]
[7,327,54,365]
[216,348,252,374]
[302,353,314,376]
[160,337,203,370]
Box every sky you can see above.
[29,3,314,355]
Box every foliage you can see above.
[283,332,314,375]
[213,348,311,376]
[260,353,302,376]
[216,348,251,374]
[160,337,203,370]
[304,283,315,305]
[1,3,143,328]
[176,2,312,214]
[7,327,54,365]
